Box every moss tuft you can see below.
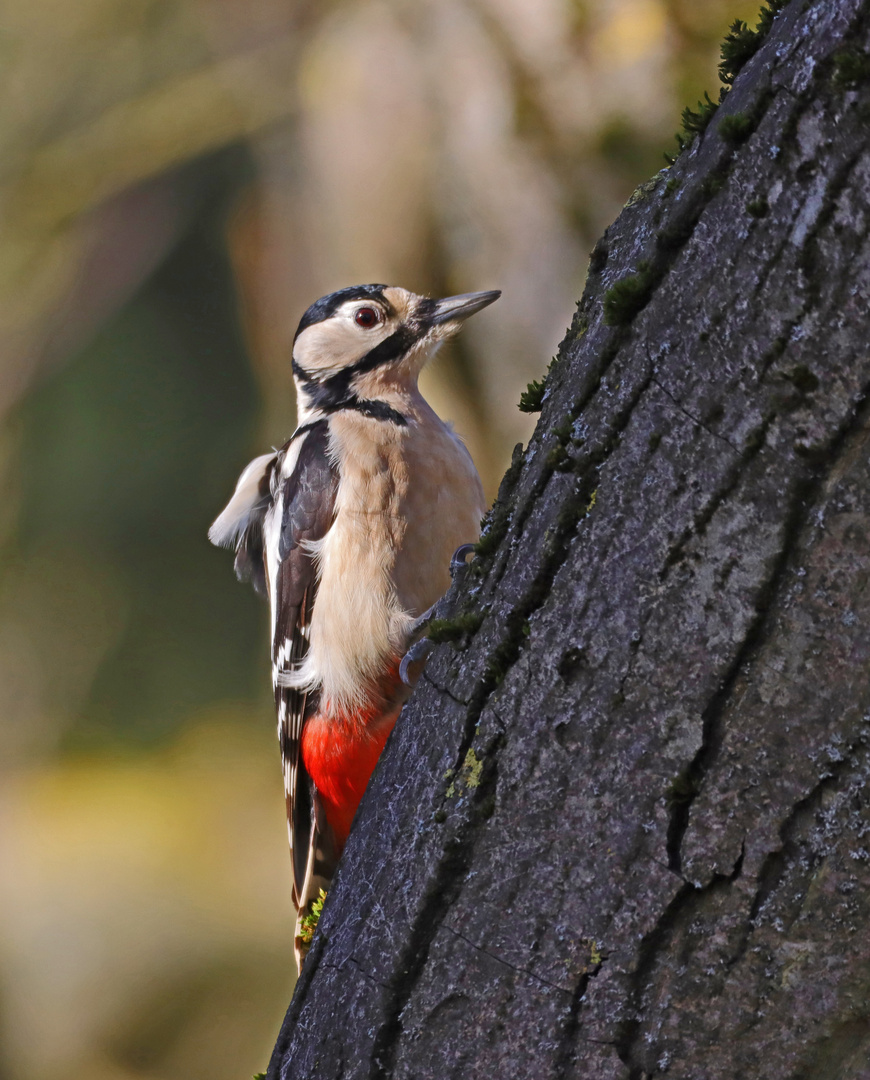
[518,366,549,418]
[664,92,719,162]
[545,417,576,471]
[547,444,571,471]
[298,889,327,946]
[473,527,500,559]
[756,0,789,36]
[719,20,760,84]
[484,636,520,688]
[665,0,786,162]
[786,365,819,394]
[832,46,870,88]
[603,261,657,326]
[700,171,727,199]
[656,219,693,252]
[746,196,769,217]
[718,111,754,145]
[519,377,547,413]
[720,0,788,84]
[681,91,719,138]
[666,768,700,809]
[427,612,484,644]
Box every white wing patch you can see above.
[208,451,277,549]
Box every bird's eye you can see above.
[354,307,380,328]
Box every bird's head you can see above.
[291,285,500,420]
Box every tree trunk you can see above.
[267,2,870,1076]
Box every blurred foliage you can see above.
[0,0,762,1078]
[0,719,293,1079]
[18,154,266,751]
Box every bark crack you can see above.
[615,843,745,1079]
[665,468,818,875]
[722,724,870,972]
[420,667,470,708]
[441,924,577,995]
[659,412,774,580]
[666,376,870,873]
[553,971,593,1080]
[649,375,742,453]
[320,955,390,991]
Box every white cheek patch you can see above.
[294,312,392,377]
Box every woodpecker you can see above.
[209,284,498,966]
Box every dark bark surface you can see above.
[268,2,870,1076]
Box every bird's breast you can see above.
[306,410,485,715]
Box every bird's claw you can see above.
[450,543,476,579]
[400,638,434,687]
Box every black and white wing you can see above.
[208,450,278,597]
[210,422,339,957]
[268,421,339,932]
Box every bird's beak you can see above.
[430,290,501,325]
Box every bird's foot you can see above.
[399,544,476,687]
[450,543,476,579]
[405,601,438,647]
[399,637,434,687]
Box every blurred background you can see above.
[0,1,761,1077]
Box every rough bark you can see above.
[268,2,870,1076]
